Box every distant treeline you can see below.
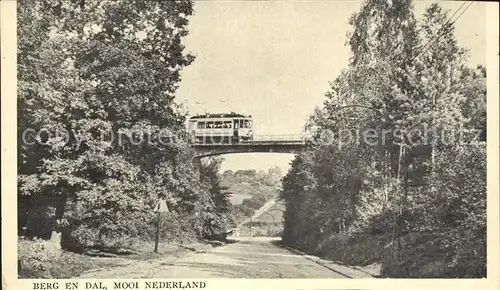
[220,167,283,226]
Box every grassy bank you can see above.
[284,228,486,278]
[18,237,214,278]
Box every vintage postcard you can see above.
[2,0,499,289]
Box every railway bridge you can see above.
[191,135,306,158]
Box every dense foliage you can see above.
[282,0,486,278]
[18,0,232,252]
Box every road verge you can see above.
[281,244,377,278]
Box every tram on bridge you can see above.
[188,112,254,144]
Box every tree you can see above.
[282,0,486,277]
[198,157,232,237]
[18,0,232,250]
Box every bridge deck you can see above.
[191,135,306,146]
[192,140,305,146]
[190,135,306,157]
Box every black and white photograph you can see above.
[2,0,499,287]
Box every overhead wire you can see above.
[401,1,475,85]
[414,1,474,62]
[411,1,469,62]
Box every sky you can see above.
[175,0,486,173]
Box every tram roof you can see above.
[189,113,252,119]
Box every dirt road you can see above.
[78,237,373,278]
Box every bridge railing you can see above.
[244,135,306,142]
[190,134,308,146]
[241,135,306,145]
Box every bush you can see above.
[266,223,283,237]
[19,237,96,278]
[251,228,267,237]
[157,213,198,243]
[18,237,61,278]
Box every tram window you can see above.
[223,121,232,128]
[206,122,214,128]
[234,121,239,129]
[197,122,206,129]
[214,121,223,128]
[239,120,244,128]
[244,120,251,128]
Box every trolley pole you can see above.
[154,211,162,253]
[153,199,169,253]
[250,216,253,238]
